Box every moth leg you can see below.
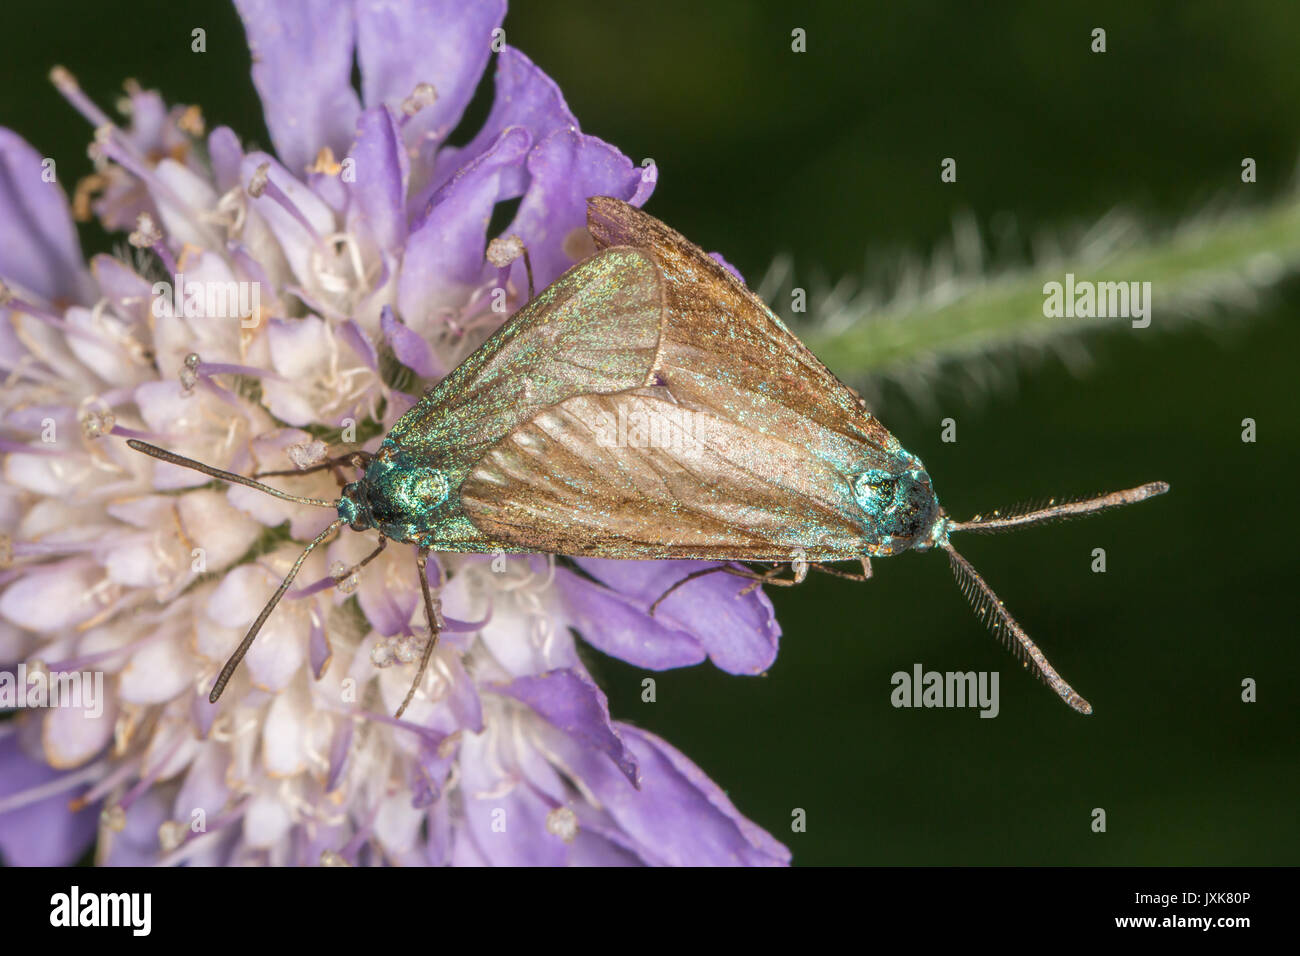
[332,535,387,584]
[648,564,735,616]
[735,565,805,596]
[807,558,873,583]
[487,235,536,300]
[521,245,535,300]
[256,450,373,488]
[649,561,809,615]
[396,547,444,719]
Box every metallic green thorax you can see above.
[339,439,528,551]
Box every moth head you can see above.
[337,481,374,532]
[343,449,450,539]
[852,459,941,555]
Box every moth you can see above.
[130,197,1167,716]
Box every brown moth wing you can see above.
[385,246,665,469]
[460,390,870,561]
[585,197,904,479]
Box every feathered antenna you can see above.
[209,518,344,703]
[127,439,338,508]
[941,540,1091,714]
[949,480,1168,534]
[940,480,1169,714]
[127,440,443,716]
[127,439,345,703]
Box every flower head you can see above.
[0,0,787,865]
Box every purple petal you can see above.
[410,733,455,809]
[504,129,650,289]
[0,129,96,306]
[191,691,219,739]
[355,0,506,147]
[0,559,101,632]
[233,0,361,175]
[0,735,99,866]
[347,106,408,256]
[554,567,708,670]
[339,319,379,372]
[539,721,789,866]
[309,614,331,679]
[207,126,245,192]
[621,725,790,865]
[574,559,781,674]
[427,46,578,201]
[357,567,417,638]
[442,652,483,733]
[568,830,644,866]
[102,788,171,866]
[398,126,530,330]
[458,731,567,866]
[381,305,441,378]
[710,251,745,283]
[424,797,455,863]
[326,718,355,794]
[89,254,153,324]
[498,668,639,786]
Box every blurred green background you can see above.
[3,0,1296,864]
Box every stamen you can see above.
[43,625,168,673]
[179,352,200,393]
[93,126,191,215]
[0,440,67,457]
[69,755,142,811]
[330,560,359,594]
[79,396,117,440]
[288,440,328,470]
[154,798,250,866]
[177,104,205,137]
[200,187,248,238]
[546,806,579,843]
[248,162,322,242]
[0,280,105,343]
[49,66,115,130]
[158,820,186,852]
[99,804,127,832]
[311,232,372,299]
[193,359,286,382]
[400,82,439,118]
[486,234,534,300]
[0,758,109,816]
[128,212,178,274]
[71,173,109,222]
[308,147,342,176]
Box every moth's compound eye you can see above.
[853,465,940,554]
[338,483,372,532]
[890,483,930,538]
[853,470,899,512]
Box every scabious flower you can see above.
[0,0,788,866]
